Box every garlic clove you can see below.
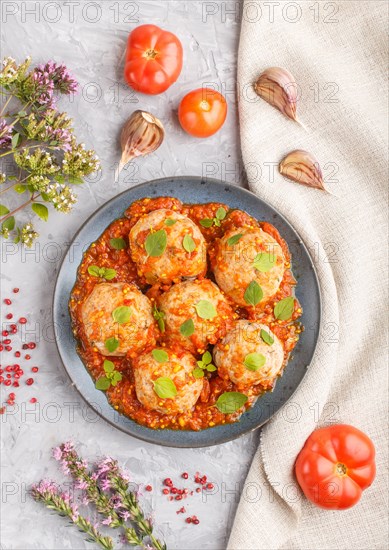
[279,150,326,191]
[117,110,164,177]
[254,67,300,124]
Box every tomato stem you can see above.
[144,49,158,60]
[335,462,347,476]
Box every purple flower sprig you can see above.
[53,442,154,548]
[31,480,114,550]
[98,458,167,550]
[0,56,100,246]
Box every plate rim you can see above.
[53,176,322,448]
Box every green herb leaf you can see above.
[18,110,27,117]
[103,360,115,373]
[194,300,217,320]
[105,337,119,353]
[244,281,263,307]
[2,216,15,231]
[192,367,205,379]
[253,252,276,273]
[88,265,117,280]
[152,349,169,363]
[183,234,196,253]
[274,296,295,321]
[153,305,165,333]
[95,376,111,390]
[112,306,132,324]
[111,371,122,386]
[110,238,127,250]
[0,204,10,216]
[55,174,65,184]
[164,219,177,226]
[11,133,20,149]
[244,353,266,371]
[145,229,167,257]
[14,184,27,194]
[153,377,177,399]
[227,233,243,246]
[32,203,49,222]
[206,363,217,372]
[215,392,248,414]
[68,175,84,185]
[102,268,117,281]
[88,265,101,277]
[215,207,227,221]
[199,218,213,228]
[180,319,195,337]
[202,351,212,365]
[260,329,274,346]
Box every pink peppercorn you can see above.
[31,367,38,373]
[26,378,34,386]
[25,355,31,360]
[30,398,37,404]
[18,317,27,324]
[14,352,20,358]
[145,485,152,492]
[6,313,13,320]
[13,288,19,293]
[182,472,189,479]
[4,299,12,305]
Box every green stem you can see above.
[0,95,12,117]
[0,192,39,223]
[0,143,45,158]
[32,491,113,550]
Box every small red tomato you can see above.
[124,24,183,95]
[178,88,227,138]
[295,424,376,510]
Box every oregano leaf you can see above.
[152,349,169,363]
[145,229,167,257]
[180,319,195,337]
[153,377,177,399]
[215,392,248,414]
[244,353,266,371]
[244,281,263,307]
[274,296,295,321]
[32,203,49,222]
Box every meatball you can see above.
[81,282,156,357]
[158,279,234,354]
[213,320,284,388]
[133,348,203,414]
[212,227,285,307]
[129,209,207,284]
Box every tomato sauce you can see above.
[69,197,303,431]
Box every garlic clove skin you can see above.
[117,110,164,176]
[254,67,299,124]
[279,150,326,191]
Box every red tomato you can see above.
[124,24,183,95]
[178,88,227,138]
[295,424,376,510]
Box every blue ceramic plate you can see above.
[53,177,321,448]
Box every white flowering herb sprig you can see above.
[0,56,100,246]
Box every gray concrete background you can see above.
[0,2,258,549]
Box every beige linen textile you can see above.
[228,1,388,549]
